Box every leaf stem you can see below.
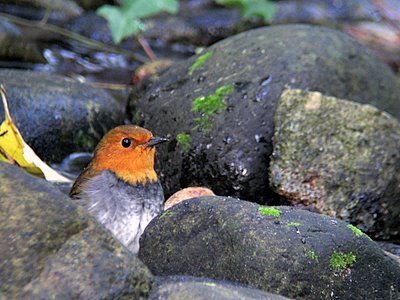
[138,35,157,61]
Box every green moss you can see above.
[287,222,302,227]
[188,52,212,75]
[347,224,371,239]
[193,116,213,132]
[308,250,318,261]
[176,133,192,152]
[258,207,281,217]
[192,94,227,115]
[159,210,175,220]
[191,84,234,131]
[215,85,234,96]
[132,110,143,124]
[329,251,356,270]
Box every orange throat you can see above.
[92,147,158,186]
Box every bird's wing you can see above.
[69,164,100,198]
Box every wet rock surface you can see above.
[0,68,125,162]
[151,275,291,300]
[0,20,46,64]
[67,1,263,57]
[379,242,400,257]
[1,0,83,18]
[129,24,400,203]
[269,89,400,240]
[0,161,154,298]
[139,196,400,300]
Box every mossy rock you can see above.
[151,276,291,300]
[0,162,154,298]
[139,196,400,300]
[129,24,400,204]
[0,69,125,162]
[269,89,400,240]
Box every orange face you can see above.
[91,125,161,185]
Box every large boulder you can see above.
[0,69,125,162]
[269,89,400,240]
[139,196,400,300]
[0,161,154,299]
[151,276,291,300]
[129,24,400,204]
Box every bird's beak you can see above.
[143,137,169,147]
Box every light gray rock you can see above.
[270,89,400,240]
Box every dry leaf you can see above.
[0,85,71,183]
[164,186,215,210]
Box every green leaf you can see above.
[97,5,144,44]
[127,0,179,19]
[242,0,276,22]
[215,0,276,23]
[97,0,179,44]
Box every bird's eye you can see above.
[121,138,132,148]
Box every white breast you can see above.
[77,170,164,254]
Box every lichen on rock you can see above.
[269,89,400,240]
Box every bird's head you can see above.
[90,125,168,185]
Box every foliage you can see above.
[97,0,179,44]
[215,0,276,23]
[188,52,212,75]
[347,224,371,239]
[287,222,302,227]
[159,210,175,219]
[258,207,281,217]
[176,133,192,152]
[0,86,70,182]
[176,84,234,153]
[307,250,318,261]
[329,251,356,270]
[192,84,234,131]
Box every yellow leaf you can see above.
[0,85,71,183]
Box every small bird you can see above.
[69,125,168,254]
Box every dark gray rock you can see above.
[139,196,400,300]
[273,0,377,24]
[0,20,46,63]
[0,161,154,299]
[0,69,125,162]
[68,2,262,55]
[378,242,400,257]
[1,0,83,17]
[151,276,291,300]
[269,89,400,240]
[129,24,400,204]
[143,7,264,47]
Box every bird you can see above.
[69,125,168,254]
